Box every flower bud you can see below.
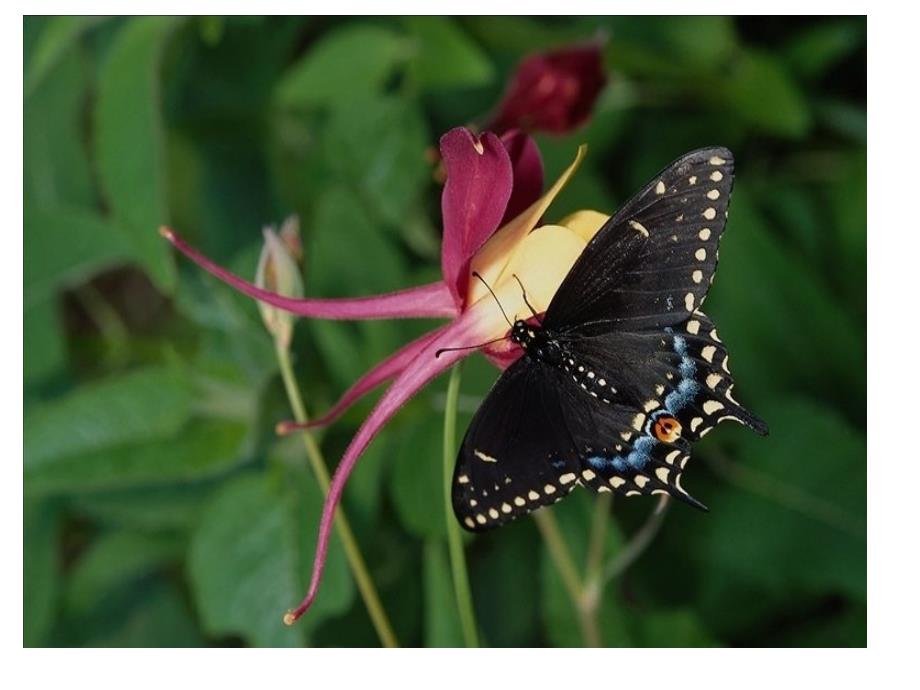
[255,216,304,349]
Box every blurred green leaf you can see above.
[390,410,447,540]
[726,50,811,138]
[69,482,216,532]
[276,24,410,110]
[24,297,66,387]
[404,17,494,90]
[784,19,865,80]
[24,500,58,647]
[25,204,132,306]
[25,419,248,495]
[24,16,106,97]
[322,95,430,228]
[700,397,865,600]
[422,540,465,646]
[608,16,736,76]
[66,530,182,616]
[24,366,194,469]
[188,455,354,647]
[706,187,864,413]
[470,522,542,646]
[25,44,95,209]
[95,16,183,291]
[634,609,720,647]
[84,582,205,647]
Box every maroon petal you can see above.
[489,42,607,135]
[499,129,544,224]
[276,325,447,434]
[440,128,513,307]
[284,309,493,623]
[162,227,459,320]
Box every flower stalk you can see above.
[274,342,399,648]
[441,363,479,647]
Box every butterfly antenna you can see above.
[512,274,540,321]
[472,271,513,327]
[435,336,508,358]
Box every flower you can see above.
[160,127,606,622]
[488,41,607,135]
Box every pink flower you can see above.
[161,127,604,622]
[488,42,607,135]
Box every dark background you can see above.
[24,16,866,647]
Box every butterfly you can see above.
[452,147,768,531]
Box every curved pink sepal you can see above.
[161,227,459,320]
[284,310,489,623]
[276,325,447,434]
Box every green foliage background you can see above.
[23,16,866,647]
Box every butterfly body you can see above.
[453,147,767,532]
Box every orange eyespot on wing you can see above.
[653,416,682,443]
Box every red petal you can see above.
[500,129,543,224]
[440,128,513,307]
[162,227,459,320]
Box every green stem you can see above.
[275,343,399,648]
[602,495,670,585]
[442,363,479,647]
[533,509,600,647]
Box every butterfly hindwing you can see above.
[452,358,582,532]
[544,147,735,333]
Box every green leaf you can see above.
[24,43,95,209]
[24,297,66,387]
[65,530,182,616]
[95,16,183,291]
[726,50,811,138]
[784,19,865,80]
[70,482,217,532]
[404,17,494,89]
[634,609,720,647]
[608,16,737,76]
[322,95,430,228]
[25,204,132,306]
[24,499,58,647]
[188,458,354,647]
[422,540,465,646]
[25,16,106,97]
[24,366,194,470]
[276,24,410,110]
[705,187,864,414]
[84,582,205,647]
[25,419,248,496]
[390,411,448,540]
[699,396,866,601]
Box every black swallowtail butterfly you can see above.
[453,147,768,531]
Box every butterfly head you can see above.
[511,320,563,364]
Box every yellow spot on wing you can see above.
[655,180,666,195]
[474,450,498,463]
[628,220,649,237]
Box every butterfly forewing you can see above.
[543,147,735,333]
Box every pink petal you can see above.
[276,325,447,434]
[284,310,493,623]
[161,228,459,320]
[499,129,544,224]
[440,128,513,307]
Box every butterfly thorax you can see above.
[511,320,565,365]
